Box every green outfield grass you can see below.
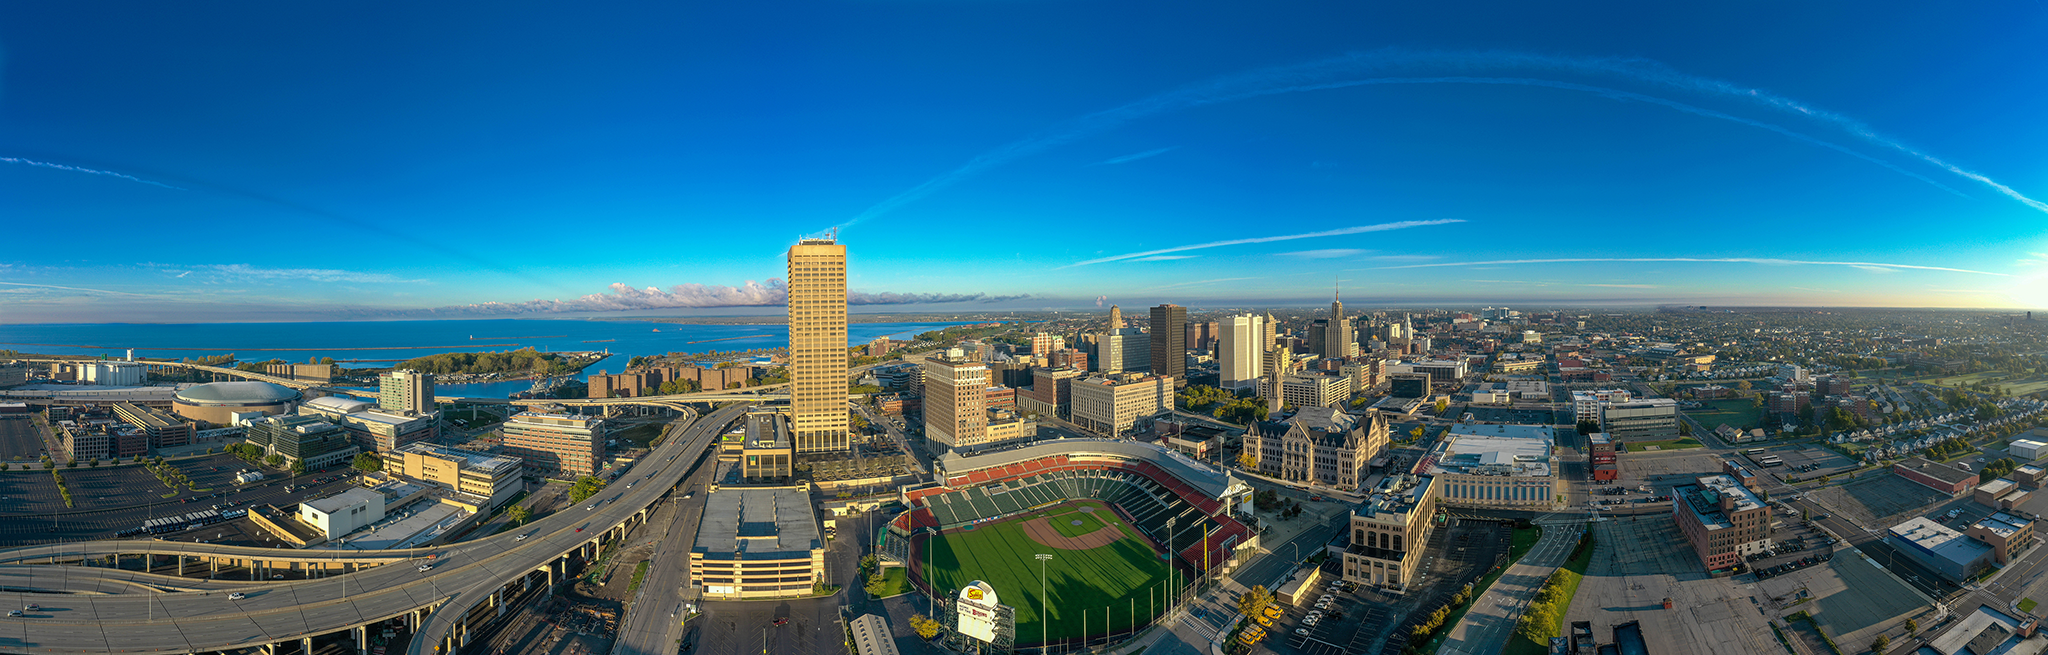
[920,503,1176,645]
[1042,504,1110,538]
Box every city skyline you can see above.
[5,3,2048,323]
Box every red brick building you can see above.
[1587,432,1619,481]
[1895,456,1979,497]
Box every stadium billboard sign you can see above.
[957,580,1001,643]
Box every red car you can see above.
[575,527,584,532]
[772,618,789,626]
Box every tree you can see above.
[1434,398,1451,415]
[1905,619,1917,634]
[265,454,285,467]
[1237,451,1258,470]
[1872,634,1890,652]
[352,452,384,473]
[507,505,531,526]
[291,460,309,475]
[908,613,942,639]
[569,476,608,503]
[88,458,100,467]
[1411,425,1427,440]
[1237,585,1274,619]
[66,458,78,468]
[1576,420,1601,435]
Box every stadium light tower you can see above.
[1036,553,1053,654]
[1165,517,1177,608]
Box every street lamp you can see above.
[1036,553,1053,654]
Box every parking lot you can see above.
[0,454,361,547]
[1461,404,1567,426]
[1564,515,1780,655]
[0,417,46,460]
[1806,473,1951,530]
[1748,446,1859,482]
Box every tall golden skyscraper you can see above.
[787,237,849,453]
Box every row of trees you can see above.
[568,476,608,503]
[396,348,578,376]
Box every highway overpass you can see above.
[0,402,749,655]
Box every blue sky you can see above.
[3,2,2047,323]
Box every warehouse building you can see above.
[689,484,824,599]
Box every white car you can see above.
[417,564,434,572]
[587,504,597,511]
[228,593,246,600]
[515,534,528,541]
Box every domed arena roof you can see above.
[176,381,303,405]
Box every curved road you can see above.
[0,402,747,655]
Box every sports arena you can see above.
[886,439,1255,649]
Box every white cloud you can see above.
[1375,257,2008,277]
[1130,255,1198,262]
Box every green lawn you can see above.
[1684,398,1765,431]
[1507,533,1596,655]
[1043,504,1111,538]
[1625,437,1704,453]
[869,567,912,598]
[2022,598,2038,614]
[921,506,1175,644]
[611,423,667,449]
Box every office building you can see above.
[1388,373,1429,399]
[1672,474,1770,573]
[1427,424,1559,509]
[301,396,439,453]
[787,237,850,454]
[742,412,795,480]
[690,484,825,599]
[1186,321,1217,354]
[1218,314,1267,392]
[1095,328,1149,373]
[382,442,526,511]
[1149,304,1187,385]
[1967,512,2035,565]
[248,414,361,470]
[1069,373,1172,437]
[1599,398,1679,440]
[1019,366,1083,419]
[112,402,192,450]
[1259,371,1354,409]
[923,351,991,450]
[1107,305,1124,329]
[1028,332,1056,356]
[1051,348,1090,371]
[377,370,436,416]
[265,364,335,383]
[59,424,110,462]
[299,487,386,541]
[1312,289,1356,360]
[1342,476,1436,590]
[1570,389,1633,423]
[1244,406,1388,489]
[502,411,606,478]
[0,363,26,388]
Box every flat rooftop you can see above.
[1899,457,1978,486]
[305,487,383,514]
[328,502,468,551]
[693,486,820,560]
[1972,512,2033,540]
[396,442,521,475]
[1430,424,1555,477]
[1890,517,1992,567]
[1675,474,1765,531]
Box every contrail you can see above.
[0,281,155,296]
[1,157,184,190]
[1086,146,1178,167]
[1064,219,1464,267]
[1371,257,2010,277]
[833,48,2042,230]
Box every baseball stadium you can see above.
[885,439,1255,650]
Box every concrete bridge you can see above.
[0,402,749,655]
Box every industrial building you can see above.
[1671,474,1770,573]
[1426,424,1559,509]
[1888,517,1996,581]
[299,487,387,541]
[689,484,824,599]
[79,361,146,386]
[1895,456,1980,497]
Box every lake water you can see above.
[0,319,966,398]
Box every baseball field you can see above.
[915,501,1182,645]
